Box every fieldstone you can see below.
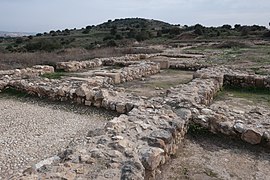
[90,149,105,158]
[263,131,270,141]
[241,129,262,145]
[126,103,134,112]
[140,147,164,170]
[34,156,60,170]
[201,108,213,115]
[75,84,90,97]
[233,122,246,133]
[219,121,234,135]
[121,161,144,180]
[85,100,92,106]
[150,130,173,144]
[111,139,130,152]
[116,103,126,114]
[175,108,192,121]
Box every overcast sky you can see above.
[1,0,269,32]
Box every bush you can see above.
[263,31,270,38]
[135,30,151,41]
[107,40,117,47]
[103,35,114,41]
[82,29,90,34]
[115,34,123,40]
[15,37,23,44]
[25,39,62,52]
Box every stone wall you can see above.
[56,54,159,72]
[94,62,160,84]
[7,77,143,114]
[0,65,54,92]
[224,74,270,89]
[191,66,270,146]
[195,66,270,89]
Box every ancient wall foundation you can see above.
[1,61,270,179]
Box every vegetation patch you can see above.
[216,86,270,106]
[188,124,210,136]
[1,88,30,98]
[41,72,69,79]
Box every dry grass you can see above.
[0,47,161,70]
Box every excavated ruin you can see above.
[0,53,269,179]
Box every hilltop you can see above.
[0,18,269,53]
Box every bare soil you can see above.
[117,69,194,97]
[158,132,270,180]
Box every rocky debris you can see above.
[170,59,210,71]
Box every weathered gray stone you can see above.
[234,122,246,133]
[140,147,164,171]
[150,130,173,144]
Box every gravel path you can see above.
[0,95,114,179]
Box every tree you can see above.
[234,24,241,31]
[222,24,232,30]
[169,27,181,35]
[241,27,249,36]
[127,28,137,38]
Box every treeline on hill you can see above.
[0,18,269,53]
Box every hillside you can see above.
[0,18,269,53]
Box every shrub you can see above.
[115,34,123,40]
[25,39,62,52]
[107,40,117,47]
[103,35,114,41]
[15,37,23,44]
[263,31,270,38]
[82,29,90,34]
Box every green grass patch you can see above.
[217,86,270,106]
[188,124,210,136]
[41,72,69,79]
[1,88,30,98]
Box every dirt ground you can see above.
[117,69,194,97]
[158,132,270,180]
